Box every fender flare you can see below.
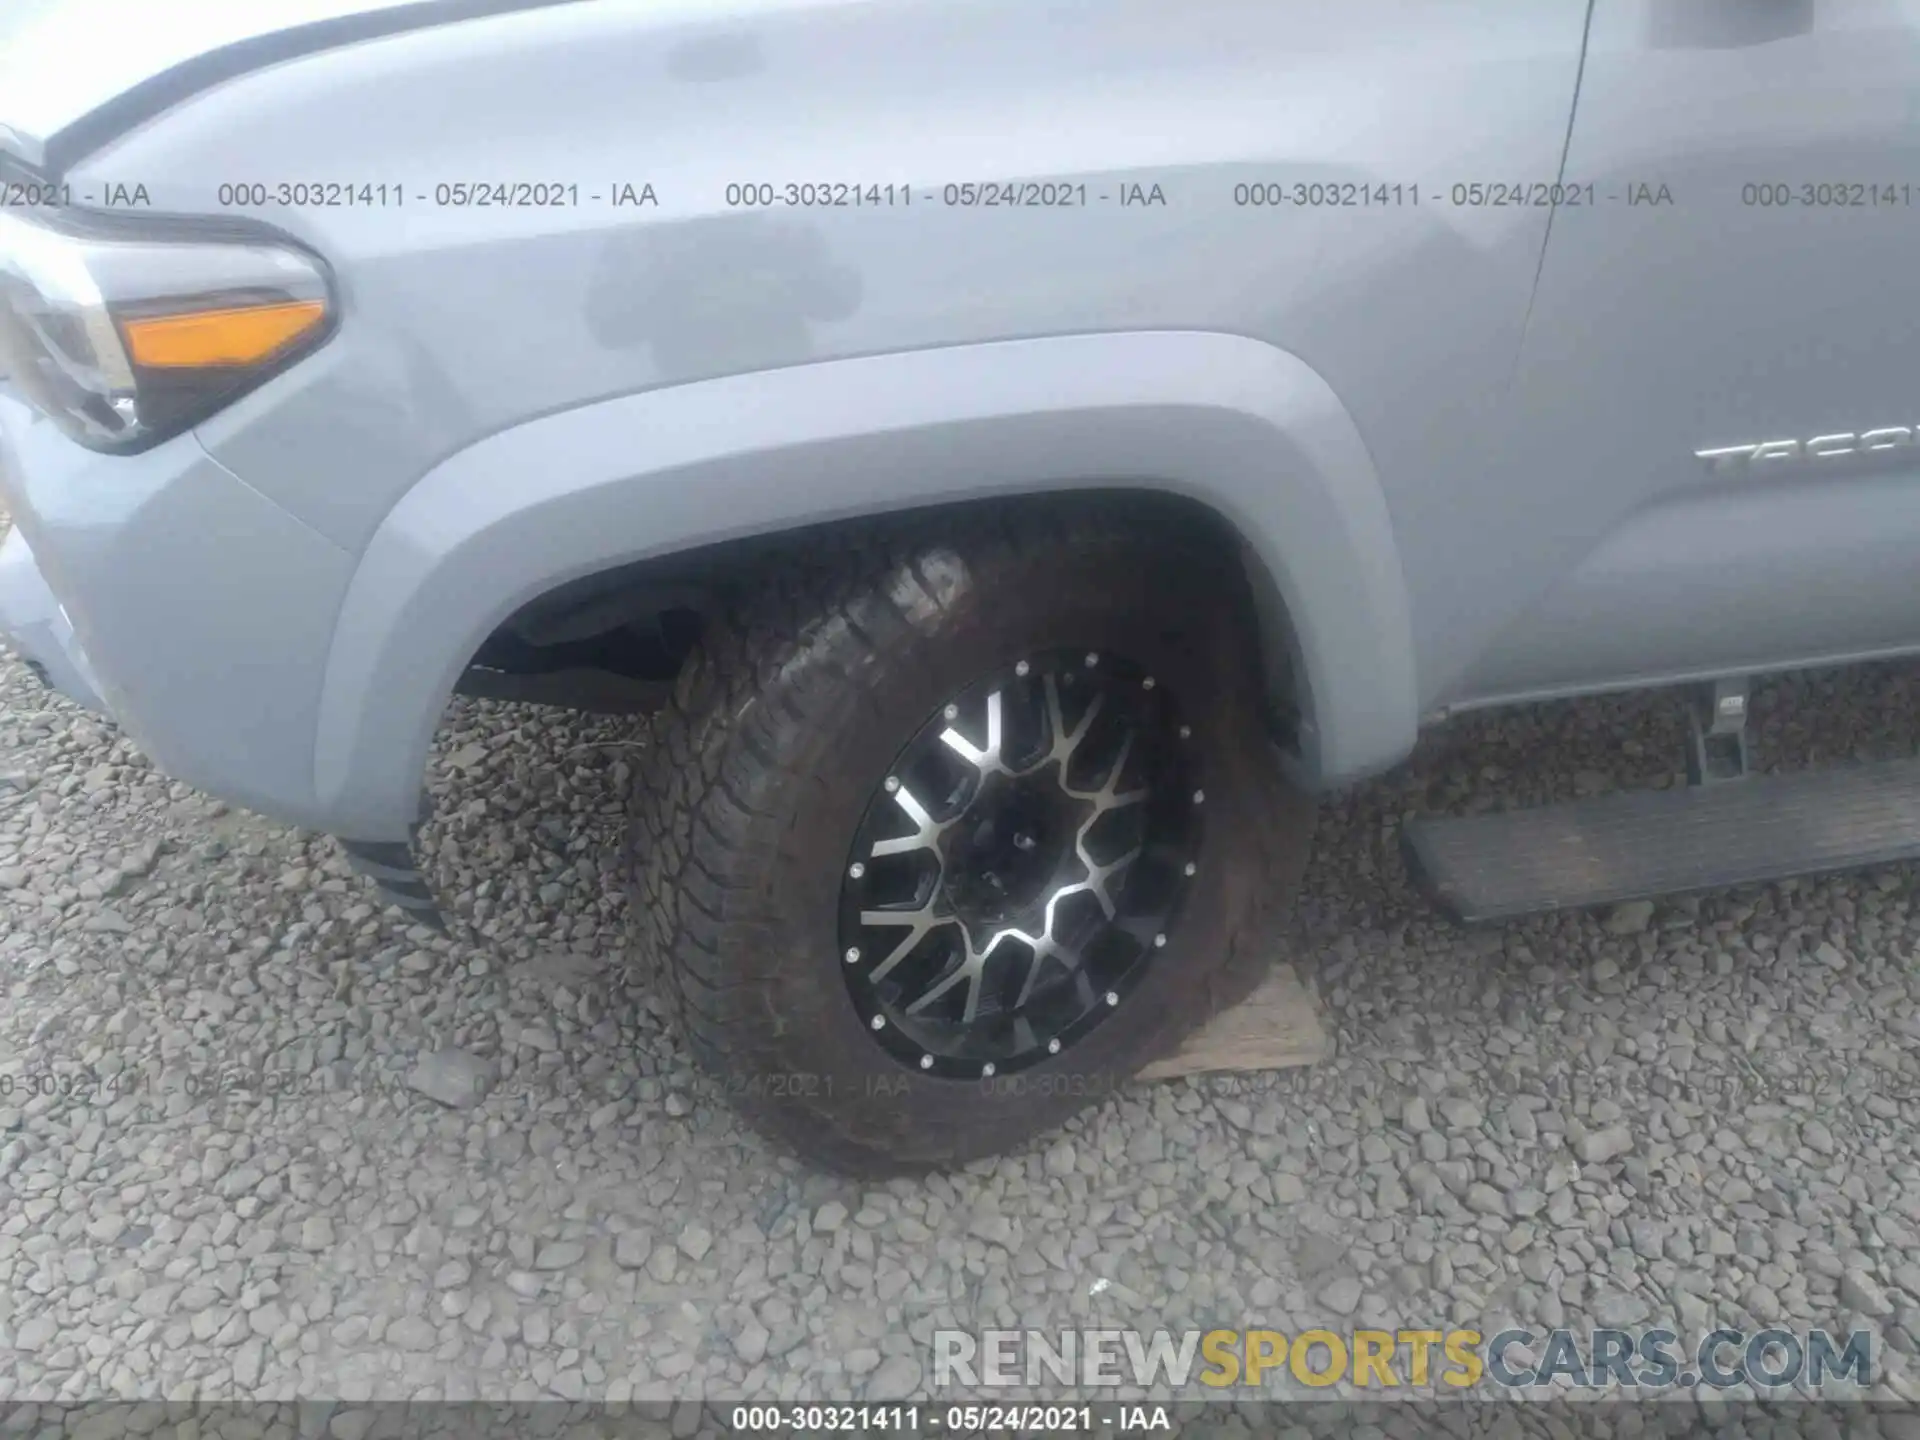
[313,329,1416,838]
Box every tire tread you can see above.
[627,506,1311,1172]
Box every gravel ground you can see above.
[4,560,1920,1433]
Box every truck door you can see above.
[1451,0,1920,705]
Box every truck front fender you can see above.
[314,330,1416,839]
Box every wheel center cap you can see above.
[938,770,1084,929]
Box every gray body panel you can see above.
[0,525,106,714]
[0,392,354,828]
[1457,0,1920,705]
[312,331,1413,837]
[3,0,1919,846]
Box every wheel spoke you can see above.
[1050,842,1142,921]
[905,950,983,1022]
[1085,842,1144,916]
[892,784,936,829]
[939,689,1008,776]
[1016,937,1081,1006]
[1042,676,1103,768]
[860,906,953,983]
[938,729,986,769]
[1014,949,1047,1007]
[1099,730,1135,797]
[870,784,945,858]
[1012,1013,1038,1056]
[1066,727,1149,812]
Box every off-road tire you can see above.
[627,504,1316,1173]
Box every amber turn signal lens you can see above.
[119,299,328,369]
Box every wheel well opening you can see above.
[453,489,1303,737]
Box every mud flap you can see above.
[337,835,446,933]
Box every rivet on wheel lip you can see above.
[1048,1038,1062,1054]
[870,1014,886,1030]
[1084,652,1100,667]
[1154,933,1167,948]
[919,1054,934,1070]
[1192,789,1205,804]
[1179,725,1192,739]
[1105,991,1119,1006]
[1143,676,1156,690]
[848,861,866,879]
[1015,660,1030,677]
[884,776,901,793]
[844,947,861,964]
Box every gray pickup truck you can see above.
[3,0,1917,1172]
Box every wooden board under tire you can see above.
[1138,963,1330,1080]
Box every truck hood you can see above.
[0,0,548,174]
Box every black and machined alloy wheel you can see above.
[840,647,1201,1079]
[628,506,1317,1173]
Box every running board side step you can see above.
[1403,757,1920,923]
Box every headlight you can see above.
[0,207,333,453]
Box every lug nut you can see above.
[844,946,861,964]
[1105,991,1119,1007]
[871,1014,886,1030]
[1143,677,1156,690]
[1048,1038,1062,1054]
[1192,789,1205,805]
[849,862,866,879]
[982,1062,996,1077]
[944,704,959,720]
[884,776,901,793]
[920,1054,934,1070]
[1184,862,1197,877]
[1154,933,1168,948]
[1085,652,1100,667]
[1179,725,1192,739]
[1015,660,1030,677]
